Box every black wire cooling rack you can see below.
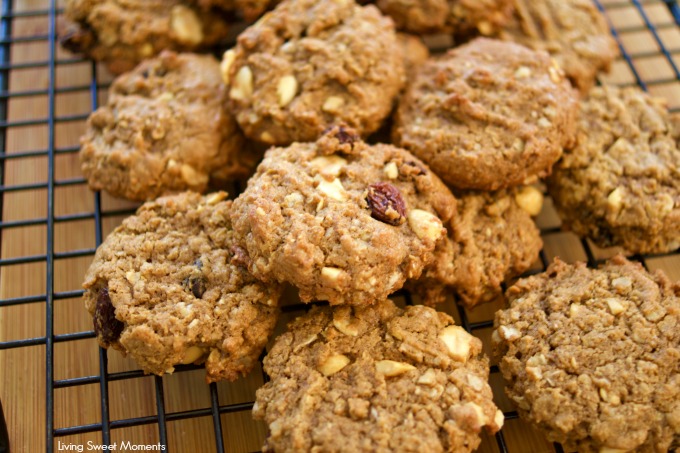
[0,0,679,452]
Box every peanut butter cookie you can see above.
[83,191,282,383]
[498,0,619,93]
[393,38,579,191]
[409,186,543,308]
[255,299,504,452]
[548,85,680,254]
[61,0,231,74]
[230,126,457,306]
[222,0,405,145]
[493,256,680,452]
[376,0,514,35]
[80,51,255,202]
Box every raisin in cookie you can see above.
[83,191,282,383]
[498,0,619,93]
[393,38,579,191]
[376,0,513,35]
[222,0,405,145]
[61,0,231,74]
[548,85,680,254]
[230,126,457,306]
[80,51,255,202]
[255,299,504,452]
[493,256,680,453]
[410,186,543,308]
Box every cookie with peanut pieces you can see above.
[255,299,504,452]
[229,126,457,305]
[80,51,256,202]
[493,256,680,452]
[222,0,405,145]
[393,37,579,191]
[497,0,619,93]
[376,0,514,35]
[83,191,282,383]
[409,186,543,308]
[548,85,680,254]
[61,0,231,74]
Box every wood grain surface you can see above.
[1,1,679,452]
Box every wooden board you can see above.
[1,0,679,452]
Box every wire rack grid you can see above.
[0,0,679,452]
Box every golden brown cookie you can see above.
[255,299,504,452]
[83,191,282,383]
[61,0,231,74]
[493,256,680,452]
[230,126,457,306]
[548,85,680,254]
[393,38,579,191]
[222,0,405,145]
[80,51,255,202]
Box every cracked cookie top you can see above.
[255,299,503,452]
[493,256,680,453]
[393,38,579,191]
[229,126,457,305]
[83,191,282,383]
[548,85,680,254]
[222,0,405,145]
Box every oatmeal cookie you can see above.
[393,38,579,191]
[493,256,680,452]
[222,0,405,145]
[376,0,513,35]
[409,186,543,308]
[230,126,457,306]
[61,0,231,74]
[83,191,282,383]
[255,299,504,452]
[498,0,619,93]
[548,85,680,254]
[80,51,254,202]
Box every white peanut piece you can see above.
[333,307,359,337]
[310,155,347,177]
[322,96,345,112]
[407,209,444,242]
[277,75,298,107]
[319,353,350,376]
[383,162,399,179]
[515,186,543,216]
[221,49,236,84]
[180,346,206,364]
[317,178,348,202]
[170,5,204,45]
[230,66,254,101]
[375,360,416,377]
[439,326,474,362]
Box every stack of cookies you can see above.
[64,0,680,451]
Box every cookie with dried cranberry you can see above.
[548,85,680,254]
[497,0,619,93]
[376,0,514,35]
[393,38,579,191]
[230,126,457,306]
[61,0,231,74]
[222,0,405,145]
[83,191,282,383]
[255,299,504,452]
[493,256,680,452]
[410,186,543,308]
[80,51,256,202]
